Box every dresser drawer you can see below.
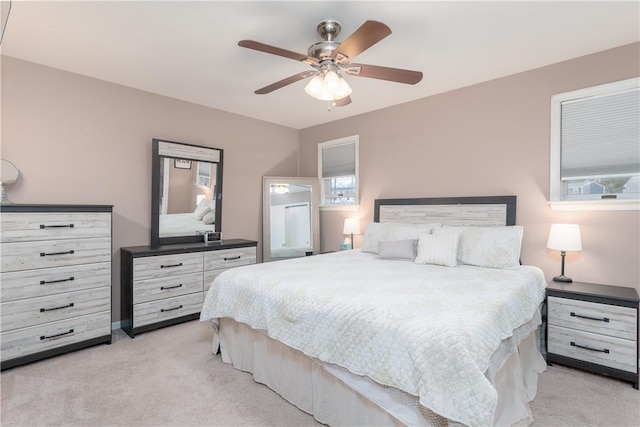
[134,272,203,304]
[1,311,111,362]
[1,287,110,332]
[548,324,637,373]
[1,238,111,273]
[548,296,637,341]
[133,292,203,328]
[1,262,111,302]
[204,247,256,271]
[133,252,203,281]
[1,212,111,243]
[204,269,226,292]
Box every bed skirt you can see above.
[211,317,546,426]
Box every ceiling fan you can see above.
[238,19,423,107]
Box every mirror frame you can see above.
[151,139,223,246]
[262,176,320,262]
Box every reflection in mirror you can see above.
[151,139,223,246]
[263,177,320,262]
[158,159,217,237]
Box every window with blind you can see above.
[318,136,359,207]
[550,78,639,210]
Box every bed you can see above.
[200,196,548,426]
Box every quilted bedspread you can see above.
[200,250,546,426]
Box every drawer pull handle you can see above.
[161,305,183,313]
[160,263,183,269]
[570,312,610,323]
[224,256,241,261]
[40,276,75,285]
[40,250,75,257]
[40,224,74,229]
[40,329,74,340]
[160,284,183,290]
[40,303,74,312]
[570,341,610,354]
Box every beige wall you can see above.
[299,43,640,293]
[1,56,300,322]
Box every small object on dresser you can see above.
[339,241,350,251]
[204,231,221,243]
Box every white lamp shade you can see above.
[547,224,582,252]
[343,218,360,235]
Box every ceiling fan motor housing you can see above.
[308,20,343,61]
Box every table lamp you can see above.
[547,224,582,283]
[343,218,360,250]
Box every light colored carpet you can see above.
[1,320,638,426]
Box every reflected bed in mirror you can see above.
[151,139,223,246]
[263,177,319,262]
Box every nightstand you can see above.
[546,281,639,389]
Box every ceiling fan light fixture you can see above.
[304,70,352,101]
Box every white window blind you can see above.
[560,87,640,180]
[318,136,359,208]
[321,142,355,177]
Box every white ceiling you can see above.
[2,1,639,129]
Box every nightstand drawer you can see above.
[548,324,637,373]
[548,296,637,341]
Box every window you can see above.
[550,78,639,210]
[318,135,359,208]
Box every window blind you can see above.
[321,142,355,178]
[560,87,639,180]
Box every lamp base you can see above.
[553,275,573,283]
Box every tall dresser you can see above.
[1,204,113,370]
[120,239,257,337]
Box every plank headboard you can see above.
[374,196,516,226]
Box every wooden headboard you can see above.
[374,196,516,226]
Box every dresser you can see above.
[0,204,113,370]
[546,281,639,389]
[120,239,257,337]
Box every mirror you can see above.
[262,177,320,262]
[151,139,223,246]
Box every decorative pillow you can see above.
[193,199,212,220]
[202,210,216,225]
[378,239,417,261]
[414,232,459,267]
[436,225,524,269]
[361,222,442,254]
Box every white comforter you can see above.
[200,250,546,426]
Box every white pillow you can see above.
[378,239,417,261]
[193,199,211,220]
[361,222,442,254]
[202,210,216,225]
[414,232,459,267]
[435,225,523,269]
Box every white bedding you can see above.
[159,212,215,237]
[200,250,547,427]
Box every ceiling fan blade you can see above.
[332,21,391,63]
[238,40,317,64]
[345,63,423,85]
[333,96,352,107]
[254,71,316,95]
